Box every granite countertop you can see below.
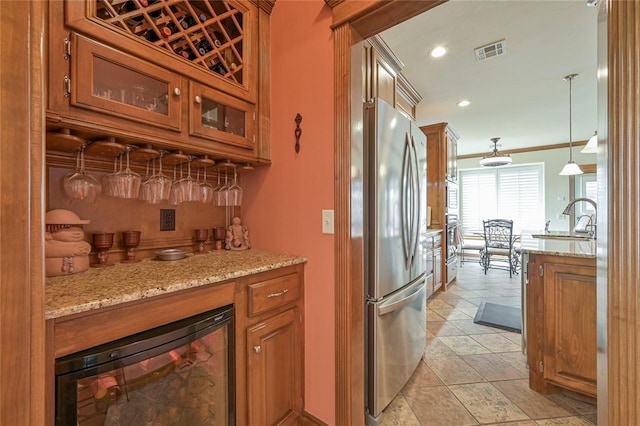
[45,249,307,320]
[519,232,596,259]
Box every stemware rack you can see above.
[95,0,245,84]
[46,127,254,176]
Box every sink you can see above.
[531,233,593,241]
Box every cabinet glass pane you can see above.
[92,56,170,115]
[201,98,245,137]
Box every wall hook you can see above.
[294,113,303,153]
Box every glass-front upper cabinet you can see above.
[64,0,256,100]
[189,81,255,150]
[72,34,182,131]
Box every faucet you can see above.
[562,198,597,238]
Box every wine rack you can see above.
[95,0,245,84]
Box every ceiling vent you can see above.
[475,40,507,61]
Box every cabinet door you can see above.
[247,308,302,425]
[371,49,396,107]
[189,81,256,151]
[543,261,597,397]
[71,34,182,131]
[433,248,443,292]
[446,131,458,181]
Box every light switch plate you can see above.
[322,210,334,234]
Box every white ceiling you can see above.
[380,0,598,156]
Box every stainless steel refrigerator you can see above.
[364,98,427,424]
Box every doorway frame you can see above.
[329,1,640,425]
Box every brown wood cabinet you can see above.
[243,266,304,425]
[47,0,269,164]
[525,253,597,398]
[363,35,422,119]
[46,263,305,425]
[425,231,443,298]
[421,122,460,287]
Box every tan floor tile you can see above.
[493,379,573,419]
[432,308,474,320]
[447,319,498,335]
[427,310,445,322]
[425,337,458,358]
[426,328,435,338]
[404,386,479,425]
[484,422,539,426]
[470,333,522,353]
[500,331,524,345]
[379,395,421,426]
[426,321,466,337]
[448,382,529,424]
[439,335,492,355]
[401,360,444,394]
[583,413,597,424]
[427,298,455,309]
[490,296,523,307]
[456,307,481,317]
[424,355,485,385]
[535,417,595,425]
[495,352,529,377]
[460,354,527,381]
[546,393,597,415]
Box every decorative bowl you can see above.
[155,249,187,261]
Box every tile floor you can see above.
[380,262,597,426]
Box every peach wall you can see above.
[241,0,336,423]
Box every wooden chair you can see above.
[479,219,520,277]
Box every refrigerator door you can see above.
[366,277,426,421]
[365,98,412,299]
[410,121,428,282]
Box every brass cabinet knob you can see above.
[173,87,181,96]
[253,345,261,354]
[194,95,202,104]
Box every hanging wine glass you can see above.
[148,152,172,203]
[63,146,102,202]
[199,165,215,203]
[227,166,242,206]
[179,158,200,202]
[216,169,231,207]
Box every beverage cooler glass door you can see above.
[55,305,234,426]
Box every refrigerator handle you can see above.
[377,281,424,316]
[400,133,411,270]
[409,135,420,268]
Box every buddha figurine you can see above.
[225,216,250,251]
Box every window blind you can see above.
[459,164,544,234]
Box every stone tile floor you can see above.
[380,262,597,425]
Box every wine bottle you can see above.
[146,0,162,18]
[179,16,197,30]
[197,40,212,56]
[142,28,160,43]
[178,48,196,61]
[198,12,208,22]
[210,30,224,48]
[160,22,178,38]
[209,61,227,76]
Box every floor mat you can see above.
[473,301,522,333]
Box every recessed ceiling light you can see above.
[429,46,447,58]
[457,100,471,107]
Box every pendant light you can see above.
[559,74,583,176]
[581,130,598,154]
[479,137,512,167]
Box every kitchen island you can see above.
[521,233,597,399]
[45,249,307,425]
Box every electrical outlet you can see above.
[160,209,176,231]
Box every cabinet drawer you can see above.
[248,273,300,317]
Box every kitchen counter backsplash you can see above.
[45,249,307,319]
